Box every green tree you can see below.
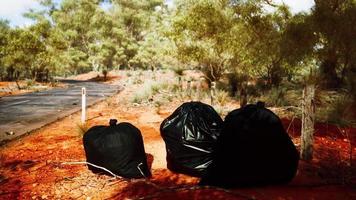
[168,0,293,89]
[169,0,239,84]
[51,0,103,74]
[110,0,164,69]
[0,19,10,80]
[130,2,169,70]
[2,28,46,81]
[234,2,292,87]
[284,0,356,89]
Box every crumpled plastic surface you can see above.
[83,120,151,178]
[200,103,299,188]
[160,101,223,177]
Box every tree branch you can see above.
[263,0,278,7]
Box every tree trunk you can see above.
[240,84,247,108]
[301,84,315,161]
[270,65,282,87]
[6,66,14,81]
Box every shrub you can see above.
[131,80,166,104]
[151,83,161,95]
[131,83,152,104]
[26,79,35,89]
[215,89,229,106]
[323,94,356,127]
[76,122,89,137]
[263,87,289,107]
[169,83,181,93]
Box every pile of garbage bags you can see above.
[83,101,299,188]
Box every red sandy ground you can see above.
[0,71,355,200]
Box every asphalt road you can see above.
[0,80,121,144]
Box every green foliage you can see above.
[283,0,356,89]
[26,79,36,88]
[169,0,238,82]
[316,91,356,127]
[1,27,48,80]
[151,83,161,95]
[0,0,355,109]
[326,95,355,127]
[131,80,160,104]
[167,0,299,89]
[0,19,10,80]
[0,0,167,80]
[263,87,289,107]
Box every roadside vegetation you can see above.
[0,0,354,125]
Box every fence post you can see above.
[81,87,86,124]
[187,80,191,97]
[210,81,216,105]
[301,83,315,161]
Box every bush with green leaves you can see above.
[262,87,289,107]
[316,92,356,127]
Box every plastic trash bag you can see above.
[160,102,223,177]
[200,102,299,187]
[83,119,151,178]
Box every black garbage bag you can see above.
[160,101,223,177]
[200,102,299,188]
[83,119,151,178]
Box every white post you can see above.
[81,87,86,124]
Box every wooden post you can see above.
[210,81,216,105]
[187,80,191,97]
[81,87,86,124]
[301,84,315,161]
[178,76,182,91]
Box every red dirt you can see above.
[1,71,355,200]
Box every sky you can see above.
[272,0,315,13]
[0,0,315,27]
